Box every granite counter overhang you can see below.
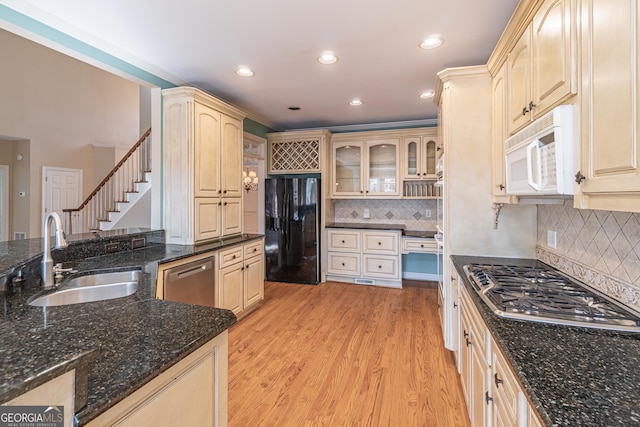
[451,255,640,427]
[0,232,263,425]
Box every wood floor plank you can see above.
[228,281,470,427]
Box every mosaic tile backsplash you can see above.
[537,200,640,313]
[331,199,437,231]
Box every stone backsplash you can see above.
[537,200,640,313]
[331,199,437,231]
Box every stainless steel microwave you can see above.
[504,105,575,196]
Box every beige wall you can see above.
[0,28,140,238]
[0,139,31,238]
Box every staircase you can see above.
[63,128,152,234]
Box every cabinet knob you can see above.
[485,392,493,405]
[378,265,382,269]
[366,190,369,193]
[529,100,537,111]
[498,184,505,191]
[575,171,586,184]
[218,190,222,194]
[522,106,529,116]
[232,255,236,259]
[342,262,345,266]
[360,190,363,194]
[254,248,257,252]
[420,244,424,248]
[223,190,227,194]
[463,330,469,339]
[494,373,504,388]
[342,240,345,244]
[218,202,222,206]
[224,202,228,206]
[378,242,382,245]
[246,264,249,269]
[453,302,458,308]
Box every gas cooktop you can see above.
[463,263,640,332]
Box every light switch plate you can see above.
[425,209,432,218]
[363,208,370,219]
[547,230,557,249]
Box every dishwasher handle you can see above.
[166,258,214,283]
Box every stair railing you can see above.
[63,128,152,234]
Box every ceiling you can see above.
[4,0,520,131]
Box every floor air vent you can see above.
[355,278,375,285]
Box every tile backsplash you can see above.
[537,200,640,313]
[331,199,437,231]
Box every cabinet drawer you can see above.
[492,346,520,423]
[362,232,399,254]
[362,255,399,279]
[402,237,437,254]
[218,245,243,268]
[244,239,264,258]
[327,253,361,276]
[327,229,361,252]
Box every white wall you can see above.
[0,28,140,237]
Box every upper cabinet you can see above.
[575,0,640,212]
[331,138,400,198]
[402,132,439,180]
[163,87,246,245]
[507,0,576,135]
[491,64,516,203]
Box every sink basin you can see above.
[28,269,141,307]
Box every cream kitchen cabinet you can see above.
[216,238,264,318]
[575,0,640,213]
[402,131,439,180]
[507,0,576,135]
[491,64,516,203]
[459,283,542,427]
[331,137,400,198]
[163,87,245,245]
[87,331,228,427]
[326,228,402,288]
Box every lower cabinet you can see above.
[217,238,264,317]
[459,284,542,427]
[87,331,228,427]
[326,228,402,288]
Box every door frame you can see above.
[41,166,83,230]
[0,165,9,241]
[243,132,266,234]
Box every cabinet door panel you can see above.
[194,102,221,197]
[580,0,640,194]
[533,0,575,113]
[333,142,363,196]
[404,137,421,179]
[492,64,509,198]
[221,115,243,198]
[362,232,399,254]
[362,255,399,279]
[222,198,242,236]
[508,27,533,134]
[367,140,399,196]
[218,264,243,314]
[244,255,264,308]
[327,252,361,276]
[195,198,221,242]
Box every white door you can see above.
[0,165,9,241]
[42,167,82,235]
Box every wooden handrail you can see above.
[63,127,151,213]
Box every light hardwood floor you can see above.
[228,281,470,427]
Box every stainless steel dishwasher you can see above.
[163,256,215,307]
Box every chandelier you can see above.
[243,170,258,192]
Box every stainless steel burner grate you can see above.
[463,263,640,332]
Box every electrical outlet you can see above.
[425,209,432,218]
[363,208,370,219]
[105,242,120,253]
[132,237,146,249]
[547,230,557,249]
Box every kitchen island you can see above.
[0,229,261,426]
[452,255,640,427]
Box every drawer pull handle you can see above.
[494,373,504,388]
[463,330,469,339]
[378,242,382,245]
[246,264,249,269]
[232,255,236,259]
[342,240,345,244]
[453,302,458,308]
[420,244,424,248]
[378,265,382,269]
[254,248,257,252]
[342,262,345,266]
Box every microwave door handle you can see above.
[526,140,542,191]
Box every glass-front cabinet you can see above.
[331,139,400,198]
[402,136,438,180]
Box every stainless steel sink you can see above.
[28,269,141,307]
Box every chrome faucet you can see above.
[41,212,68,290]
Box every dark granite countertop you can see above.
[0,231,263,425]
[451,255,640,427]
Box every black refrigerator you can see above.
[265,177,320,284]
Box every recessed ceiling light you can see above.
[420,90,435,99]
[349,98,363,106]
[318,51,338,65]
[420,35,444,50]
[236,66,255,77]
